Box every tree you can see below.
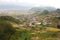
[56,9,60,14]
[42,10,49,14]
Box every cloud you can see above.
[0,0,60,8]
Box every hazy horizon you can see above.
[0,0,60,10]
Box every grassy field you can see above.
[10,25,60,40]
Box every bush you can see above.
[0,16,20,24]
[10,30,31,40]
[0,21,16,40]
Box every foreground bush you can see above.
[0,21,16,40]
[10,30,31,40]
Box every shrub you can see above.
[0,16,20,24]
[0,21,16,40]
[10,30,31,40]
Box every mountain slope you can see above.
[29,7,56,12]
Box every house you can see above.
[29,17,42,27]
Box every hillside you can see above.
[0,7,60,40]
[29,7,56,13]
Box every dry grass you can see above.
[46,27,60,32]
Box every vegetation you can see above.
[0,8,60,40]
[0,21,16,40]
[0,16,20,24]
[10,30,31,40]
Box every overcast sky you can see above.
[0,0,60,8]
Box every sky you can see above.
[0,0,60,8]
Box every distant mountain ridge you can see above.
[29,7,56,12]
[0,4,57,11]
